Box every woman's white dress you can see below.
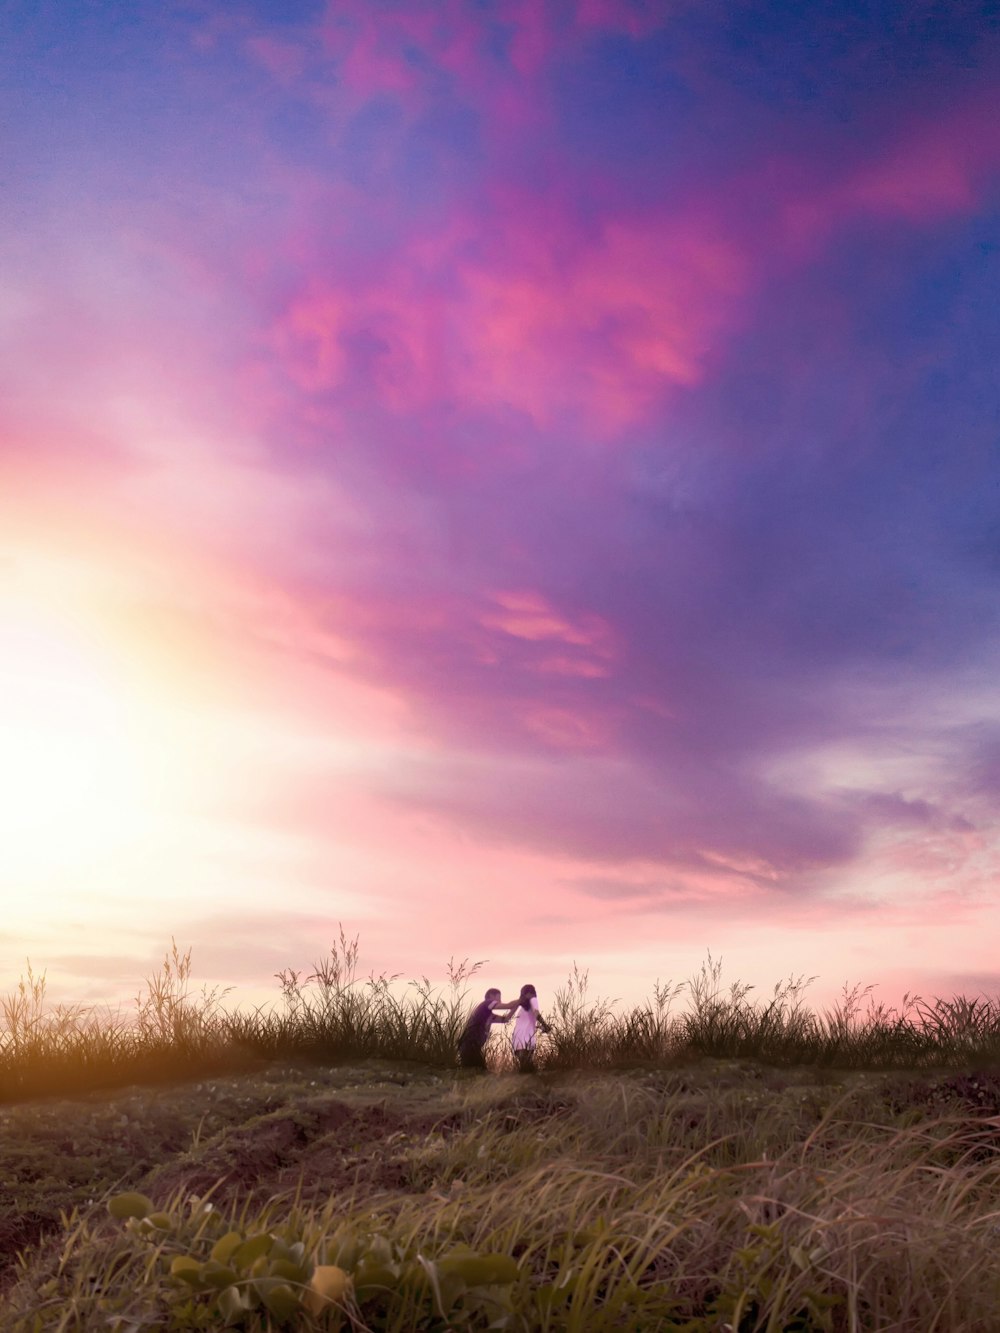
[510,997,540,1050]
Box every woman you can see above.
[510,983,551,1073]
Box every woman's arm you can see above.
[490,998,519,1024]
[528,997,551,1034]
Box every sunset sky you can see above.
[3,0,1000,1018]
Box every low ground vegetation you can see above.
[3,935,1000,1329]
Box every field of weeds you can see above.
[4,934,1000,1329]
[5,1059,1000,1330]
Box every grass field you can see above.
[4,935,1000,1330]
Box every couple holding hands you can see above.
[458,983,551,1073]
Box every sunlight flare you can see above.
[0,606,150,880]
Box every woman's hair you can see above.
[518,983,537,1010]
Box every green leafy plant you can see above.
[106,1192,519,1329]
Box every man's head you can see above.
[485,987,501,1004]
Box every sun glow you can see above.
[0,605,150,882]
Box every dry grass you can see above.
[4,934,1000,1327]
[5,934,1000,1106]
[3,1060,1000,1329]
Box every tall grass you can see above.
[4,932,1000,1102]
[268,926,488,1065]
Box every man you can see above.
[457,987,515,1069]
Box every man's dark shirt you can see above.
[460,1000,499,1049]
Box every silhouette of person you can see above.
[510,983,551,1073]
[457,987,516,1069]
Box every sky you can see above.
[2,0,1000,1020]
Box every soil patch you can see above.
[145,1095,462,1206]
[883,1070,1000,1119]
[477,1087,577,1132]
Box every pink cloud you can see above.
[310,582,617,682]
[574,0,670,38]
[260,93,1000,442]
[270,204,746,431]
[314,1,517,122]
[874,824,992,887]
[237,15,1000,453]
[481,589,615,652]
[313,0,671,107]
[454,219,743,426]
[780,88,1000,251]
[260,575,628,766]
[243,34,308,86]
[239,0,681,149]
[325,11,423,100]
[516,703,613,751]
[536,656,610,679]
[273,291,348,394]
